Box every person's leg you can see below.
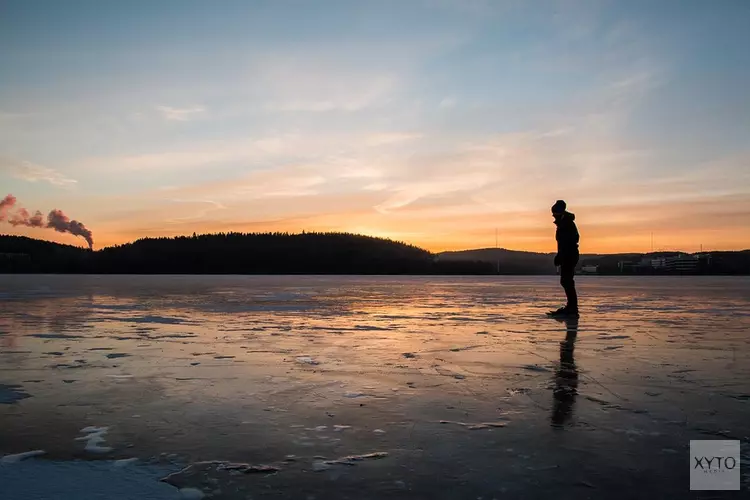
[560,262,578,311]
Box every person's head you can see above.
[551,200,566,220]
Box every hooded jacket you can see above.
[554,211,579,265]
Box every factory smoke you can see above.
[0,194,94,249]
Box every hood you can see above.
[554,211,575,223]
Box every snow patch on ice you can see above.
[75,426,113,453]
[1,450,46,463]
[317,452,389,468]
[113,458,139,467]
[296,356,319,365]
[440,420,507,430]
[312,460,331,471]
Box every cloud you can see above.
[164,199,227,223]
[155,163,330,202]
[0,157,77,187]
[256,55,399,113]
[374,171,493,213]
[155,105,206,121]
[80,136,295,171]
[74,130,423,174]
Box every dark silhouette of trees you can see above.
[0,232,492,274]
[1,233,746,275]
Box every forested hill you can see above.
[95,232,439,274]
[0,232,493,274]
[2,233,747,274]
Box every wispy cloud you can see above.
[256,56,398,113]
[164,199,227,223]
[74,130,422,173]
[375,171,493,213]
[0,156,77,187]
[79,136,294,171]
[155,105,206,121]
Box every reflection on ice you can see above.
[550,316,579,429]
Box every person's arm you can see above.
[556,222,579,260]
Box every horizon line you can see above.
[2,231,748,256]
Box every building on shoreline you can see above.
[581,264,599,274]
[613,253,712,274]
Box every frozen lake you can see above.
[1,275,749,499]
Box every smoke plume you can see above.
[0,194,16,221]
[0,194,94,249]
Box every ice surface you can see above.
[1,275,749,497]
[440,420,508,430]
[178,487,206,499]
[113,457,139,467]
[521,364,552,372]
[30,333,83,339]
[323,452,389,465]
[0,460,181,500]
[0,384,31,404]
[215,462,280,473]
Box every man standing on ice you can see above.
[549,200,579,317]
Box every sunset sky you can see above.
[1,0,749,253]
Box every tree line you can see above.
[0,232,495,274]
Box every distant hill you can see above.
[437,247,558,274]
[94,232,437,274]
[1,233,748,274]
[437,247,750,275]
[0,232,491,275]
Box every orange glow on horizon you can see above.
[4,190,750,254]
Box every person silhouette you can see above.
[551,315,579,428]
[549,200,579,317]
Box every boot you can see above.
[549,306,579,317]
